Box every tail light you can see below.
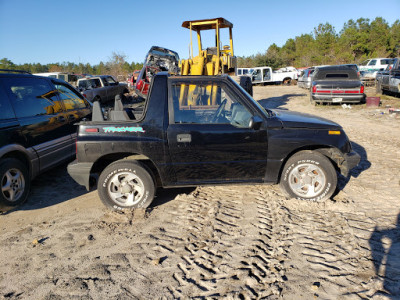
[360,85,364,94]
[312,85,317,93]
[83,93,87,98]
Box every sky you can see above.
[0,0,399,66]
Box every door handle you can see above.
[177,134,191,143]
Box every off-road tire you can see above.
[279,150,337,202]
[283,78,291,85]
[0,158,30,208]
[98,160,155,210]
[231,75,253,96]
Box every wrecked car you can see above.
[135,46,180,98]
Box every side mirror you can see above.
[249,115,263,130]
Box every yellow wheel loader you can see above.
[179,18,252,106]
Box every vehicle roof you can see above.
[78,75,109,80]
[313,65,358,79]
[182,18,233,30]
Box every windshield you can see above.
[360,60,370,66]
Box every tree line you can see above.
[238,17,400,69]
[2,17,399,74]
[0,52,143,77]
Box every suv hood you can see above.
[271,109,341,129]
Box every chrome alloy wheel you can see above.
[107,171,145,206]
[288,163,326,198]
[1,168,25,202]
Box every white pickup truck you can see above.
[77,75,129,103]
[249,66,298,85]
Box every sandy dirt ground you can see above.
[1,85,400,299]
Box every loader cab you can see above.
[181,18,236,76]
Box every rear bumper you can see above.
[312,94,365,103]
[67,160,93,191]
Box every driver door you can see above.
[166,78,269,184]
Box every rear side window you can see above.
[55,83,87,110]
[0,85,15,120]
[369,60,377,66]
[381,59,394,65]
[3,77,61,118]
[79,78,101,89]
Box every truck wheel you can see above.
[279,150,337,202]
[283,78,291,85]
[0,158,30,208]
[98,160,155,210]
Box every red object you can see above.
[366,97,380,107]
[312,85,317,93]
[360,85,364,94]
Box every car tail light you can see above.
[312,85,317,93]
[83,93,87,98]
[360,85,364,94]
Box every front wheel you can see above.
[0,158,30,208]
[98,160,155,210]
[279,151,337,202]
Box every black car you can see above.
[0,69,92,208]
[310,65,365,105]
[68,73,360,211]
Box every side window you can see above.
[263,69,270,80]
[105,76,117,85]
[92,79,101,88]
[0,85,15,120]
[369,60,377,66]
[58,74,66,81]
[55,83,87,110]
[171,82,253,128]
[3,77,61,118]
[102,78,109,86]
[253,69,262,81]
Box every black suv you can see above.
[0,70,92,208]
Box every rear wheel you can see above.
[280,151,337,202]
[0,158,30,208]
[98,160,155,210]
[283,78,291,85]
